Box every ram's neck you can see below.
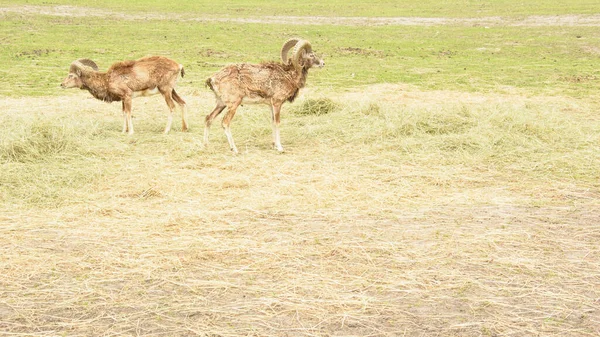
[284,67,310,103]
[296,67,309,89]
[81,73,119,103]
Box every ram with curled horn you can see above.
[61,56,188,134]
[204,38,325,153]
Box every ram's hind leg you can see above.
[204,100,226,145]
[222,100,242,154]
[172,89,188,132]
[161,88,176,134]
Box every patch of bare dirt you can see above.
[2,5,600,27]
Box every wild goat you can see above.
[204,38,325,153]
[61,56,187,134]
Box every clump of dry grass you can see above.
[0,113,112,205]
[321,92,599,185]
[292,97,339,116]
[0,117,79,163]
[360,102,382,116]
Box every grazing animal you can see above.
[204,38,325,153]
[61,56,188,134]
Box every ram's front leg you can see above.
[122,96,134,135]
[121,101,128,133]
[271,103,284,152]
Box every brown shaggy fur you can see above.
[61,56,187,134]
[203,48,324,153]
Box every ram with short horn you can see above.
[61,56,188,134]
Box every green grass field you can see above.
[1,1,599,336]
[1,3,600,97]
[1,0,599,17]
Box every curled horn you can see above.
[69,58,98,74]
[292,40,312,71]
[281,38,299,65]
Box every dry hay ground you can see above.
[0,85,599,336]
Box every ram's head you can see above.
[281,39,325,71]
[60,59,99,89]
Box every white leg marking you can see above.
[164,110,173,134]
[122,112,128,133]
[271,105,284,152]
[224,126,238,154]
[274,127,283,152]
[203,125,210,145]
[128,118,134,135]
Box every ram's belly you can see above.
[241,95,270,105]
[133,87,160,98]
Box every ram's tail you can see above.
[205,78,214,91]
